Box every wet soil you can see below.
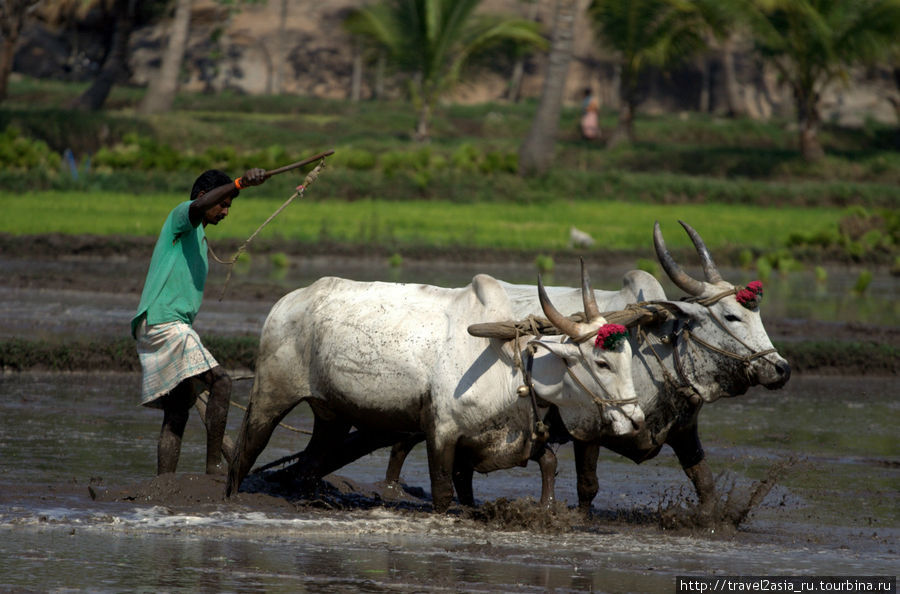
[3,232,899,349]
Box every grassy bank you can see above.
[1,336,895,376]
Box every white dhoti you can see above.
[135,320,218,408]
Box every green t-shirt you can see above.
[131,201,208,338]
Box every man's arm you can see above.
[189,168,267,226]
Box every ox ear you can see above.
[531,338,580,364]
[659,300,706,322]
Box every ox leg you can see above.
[667,425,715,526]
[425,435,456,513]
[385,434,424,485]
[452,455,475,507]
[532,444,557,508]
[573,440,600,515]
[226,397,298,497]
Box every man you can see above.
[131,167,267,475]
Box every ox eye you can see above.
[724,313,741,322]
[594,360,610,370]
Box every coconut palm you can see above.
[343,0,547,141]
[139,0,193,114]
[517,0,576,176]
[588,0,708,145]
[743,0,900,161]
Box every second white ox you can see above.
[226,271,644,512]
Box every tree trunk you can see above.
[607,98,635,147]
[139,0,193,114]
[373,51,386,100]
[797,87,824,161]
[69,0,136,111]
[506,57,525,103]
[0,36,15,102]
[414,102,431,142]
[350,40,363,102]
[273,0,288,95]
[721,36,745,118]
[0,0,38,102]
[506,0,540,104]
[518,0,576,176]
[698,56,710,113]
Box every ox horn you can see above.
[538,275,581,339]
[580,258,602,321]
[653,221,706,296]
[679,220,723,284]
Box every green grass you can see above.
[0,190,844,252]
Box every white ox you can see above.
[226,270,645,512]
[384,221,791,521]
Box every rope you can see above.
[209,158,328,300]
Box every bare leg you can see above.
[157,382,192,475]
[194,392,236,462]
[201,366,231,475]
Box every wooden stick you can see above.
[264,149,335,179]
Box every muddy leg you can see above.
[157,382,192,475]
[195,391,236,464]
[667,424,715,525]
[202,366,231,475]
[294,416,353,484]
[573,440,600,515]
[227,397,298,497]
[533,444,557,507]
[425,435,456,513]
[452,455,475,507]
[385,434,424,484]
[283,428,402,480]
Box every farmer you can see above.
[131,167,267,476]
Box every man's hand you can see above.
[238,168,267,188]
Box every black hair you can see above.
[191,169,235,200]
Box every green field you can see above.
[0,190,844,254]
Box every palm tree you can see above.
[588,0,707,145]
[743,0,900,161]
[343,0,547,141]
[517,0,576,176]
[139,0,193,114]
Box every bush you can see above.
[0,126,61,170]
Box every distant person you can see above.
[580,87,600,140]
[131,167,268,476]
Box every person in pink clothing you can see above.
[580,87,600,140]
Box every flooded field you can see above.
[0,371,897,592]
[0,252,897,591]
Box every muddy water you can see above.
[0,254,897,342]
[0,371,897,592]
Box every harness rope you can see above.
[208,158,328,300]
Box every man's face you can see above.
[204,194,235,225]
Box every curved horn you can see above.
[653,221,706,296]
[679,220,722,284]
[580,258,601,321]
[538,275,581,339]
